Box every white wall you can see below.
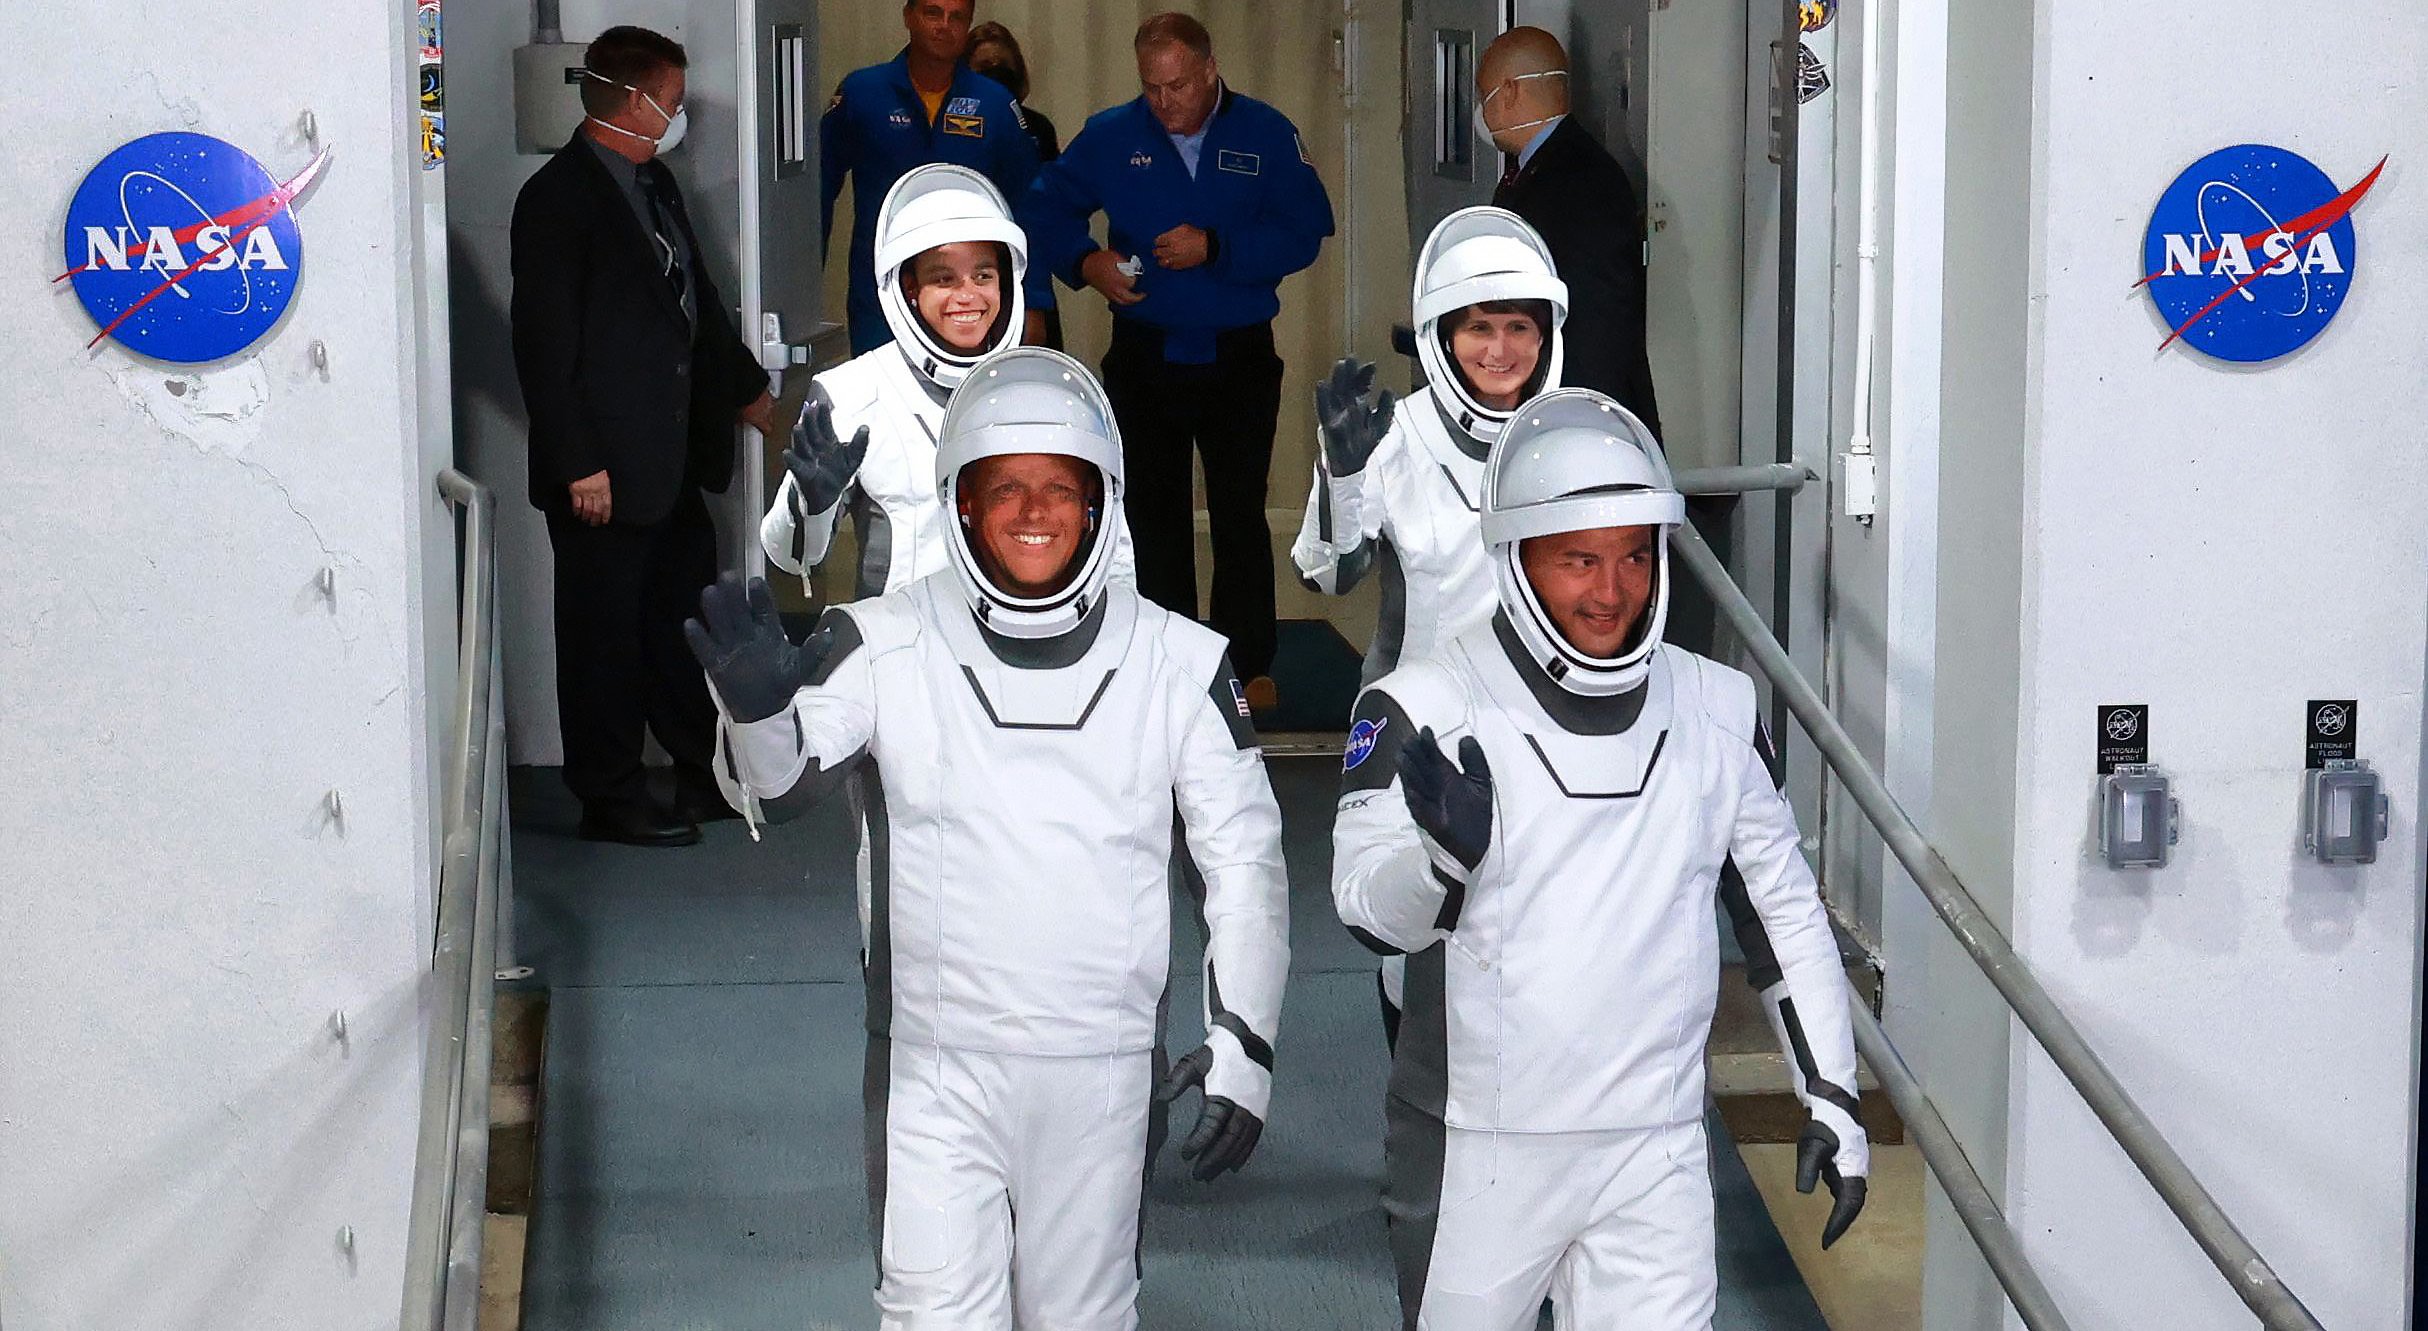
[1903,0,2428,1324]
[0,4,446,1328]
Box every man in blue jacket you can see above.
[1018,12,1333,705]
[823,0,1040,355]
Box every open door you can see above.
[1403,0,1513,256]
[734,0,829,580]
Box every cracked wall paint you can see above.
[108,359,271,456]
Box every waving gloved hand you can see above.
[1398,728,1494,888]
[1314,357,1396,478]
[1154,1031,1268,1182]
[682,572,828,724]
[783,385,871,521]
[1795,1100,1871,1248]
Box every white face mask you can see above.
[584,69,689,153]
[1474,69,1566,148]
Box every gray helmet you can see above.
[935,347,1124,639]
[1480,389,1683,695]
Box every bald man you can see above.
[1477,27,1662,440]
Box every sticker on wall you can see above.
[1799,0,1837,33]
[421,64,445,111]
[421,112,446,170]
[2304,700,2357,769]
[2138,144,2386,362]
[56,132,330,363]
[1796,43,1830,103]
[2096,704,2149,774]
[417,0,442,61]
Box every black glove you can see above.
[1398,728,1493,879]
[682,572,827,724]
[783,384,871,519]
[1154,1045,1265,1182]
[1314,356,1395,478]
[1796,1116,1870,1249]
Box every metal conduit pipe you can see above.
[406,470,502,1331]
[534,0,562,45]
[1669,523,2325,1331]
[1847,999,2073,1331]
[1673,462,1812,496]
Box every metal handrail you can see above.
[1674,462,1811,496]
[1671,522,2324,1330]
[404,469,506,1331]
[1848,1000,2071,1330]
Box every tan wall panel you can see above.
[811,1,1410,524]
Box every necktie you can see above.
[638,164,689,307]
[1499,159,1521,190]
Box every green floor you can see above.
[509,758,1830,1329]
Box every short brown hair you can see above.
[582,26,687,117]
[968,21,1030,101]
[1134,13,1213,61]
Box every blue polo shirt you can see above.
[822,49,1041,355]
[1019,86,1334,364]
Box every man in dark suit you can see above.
[1480,26,1662,441]
[511,25,776,846]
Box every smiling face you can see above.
[959,452,1098,597]
[904,241,1005,352]
[1448,304,1545,409]
[1518,523,1658,659]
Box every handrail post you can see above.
[1668,522,2324,1331]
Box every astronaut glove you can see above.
[683,572,828,724]
[1398,728,1494,887]
[783,383,870,519]
[1314,356,1395,479]
[1155,1027,1268,1182]
[1795,1097,1872,1249]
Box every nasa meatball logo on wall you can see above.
[56,132,331,364]
[2138,143,2384,363]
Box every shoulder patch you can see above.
[1344,714,1390,771]
[1205,655,1260,751]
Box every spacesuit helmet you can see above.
[875,164,1029,393]
[935,347,1125,640]
[1480,388,1683,696]
[1412,206,1568,446]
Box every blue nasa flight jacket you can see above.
[1020,86,1334,363]
[823,50,1041,354]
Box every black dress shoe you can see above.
[577,803,701,847]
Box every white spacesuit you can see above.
[759,163,1134,599]
[694,347,1289,1330]
[1328,390,1868,1329]
[1290,207,1566,687]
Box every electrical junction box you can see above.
[2098,763,2178,870]
[2302,759,2389,866]
[514,43,591,156]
